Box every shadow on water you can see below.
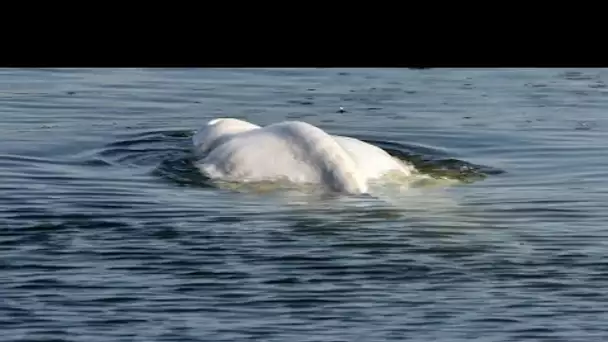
[363,138,505,183]
[95,129,505,192]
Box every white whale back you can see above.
[192,118,414,195]
[332,135,412,180]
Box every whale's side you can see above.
[191,118,413,195]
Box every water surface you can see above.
[1,68,607,341]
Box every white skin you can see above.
[192,118,413,195]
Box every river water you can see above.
[1,68,606,341]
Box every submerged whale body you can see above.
[192,118,414,194]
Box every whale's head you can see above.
[192,118,261,157]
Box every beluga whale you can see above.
[191,118,415,195]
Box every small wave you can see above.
[92,129,504,193]
[95,130,213,188]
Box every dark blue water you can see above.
[1,68,607,341]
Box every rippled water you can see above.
[1,68,607,341]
